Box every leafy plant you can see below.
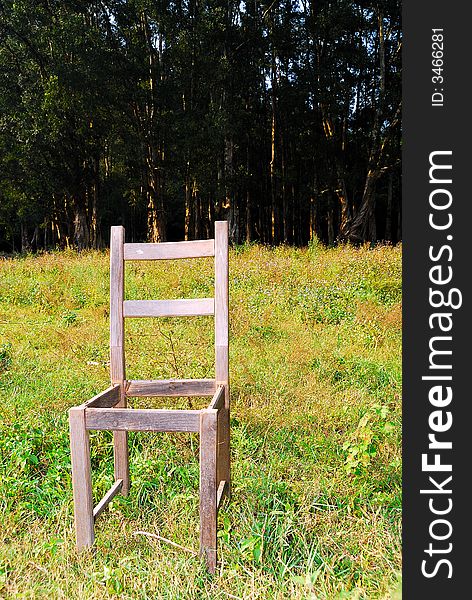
[342,404,395,474]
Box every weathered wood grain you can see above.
[199,409,218,574]
[126,378,216,397]
[83,384,121,409]
[69,407,94,548]
[216,480,227,510]
[124,298,214,318]
[124,239,214,260]
[207,385,225,410]
[110,226,125,370]
[214,221,231,497]
[214,221,229,384]
[110,225,129,495]
[93,479,123,520]
[85,408,201,432]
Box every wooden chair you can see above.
[69,221,230,573]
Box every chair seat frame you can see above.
[69,222,230,573]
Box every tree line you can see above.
[0,0,401,252]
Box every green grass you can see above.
[0,243,402,599]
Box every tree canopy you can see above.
[0,0,401,251]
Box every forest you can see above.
[0,0,401,251]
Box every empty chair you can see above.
[69,221,230,573]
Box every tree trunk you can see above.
[73,196,90,250]
[147,186,166,242]
[185,161,193,240]
[90,155,100,249]
[20,222,31,253]
[346,169,380,243]
[385,172,393,241]
[281,133,289,243]
[31,226,39,251]
[396,187,402,242]
[327,209,335,245]
[246,141,252,242]
[146,143,166,243]
[224,138,237,242]
[270,73,277,245]
[344,9,387,244]
[336,113,351,239]
[194,186,201,239]
[335,176,351,239]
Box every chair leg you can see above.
[113,430,129,495]
[200,409,218,573]
[113,393,130,495]
[217,386,231,499]
[69,407,94,549]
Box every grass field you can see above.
[0,242,402,599]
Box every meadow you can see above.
[0,243,402,599]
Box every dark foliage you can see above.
[0,0,401,251]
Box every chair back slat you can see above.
[124,239,214,260]
[123,298,214,318]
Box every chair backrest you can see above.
[109,221,229,395]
